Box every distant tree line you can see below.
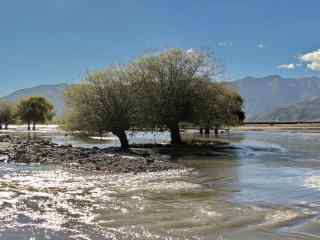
[65,49,245,151]
[0,96,54,130]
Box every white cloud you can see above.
[299,49,320,71]
[307,62,320,71]
[277,63,297,69]
[186,48,194,53]
[258,43,266,49]
[217,41,233,47]
[300,49,320,62]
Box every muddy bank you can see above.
[0,135,180,174]
[130,142,240,158]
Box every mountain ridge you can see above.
[228,75,320,118]
[2,75,320,121]
[251,97,320,122]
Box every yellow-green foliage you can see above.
[64,48,245,147]
[194,83,244,128]
[129,48,222,144]
[64,67,136,150]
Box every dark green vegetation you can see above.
[65,49,244,151]
[16,96,54,130]
[0,96,55,130]
[194,83,245,134]
[0,101,16,129]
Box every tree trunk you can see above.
[27,122,31,131]
[214,126,219,135]
[0,123,2,130]
[205,127,210,135]
[169,125,182,145]
[32,122,36,131]
[199,128,204,135]
[5,123,8,130]
[113,129,129,152]
[98,129,103,141]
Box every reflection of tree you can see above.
[172,132,246,202]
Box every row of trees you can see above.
[0,97,54,130]
[65,49,245,151]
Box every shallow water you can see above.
[1,131,320,239]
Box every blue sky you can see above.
[0,0,320,95]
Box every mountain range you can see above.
[250,97,320,122]
[2,75,320,122]
[229,75,320,119]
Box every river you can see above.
[1,130,320,239]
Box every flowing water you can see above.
[1,130,320,240]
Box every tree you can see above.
[130,48,220,144]
[0,101,16,130]
[65,67,137,151]
[64,85,104,134]
[64,49,244,148]
[194,83,245,135]
[16,97,54,130]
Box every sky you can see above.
[0,0,320,96]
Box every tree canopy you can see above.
[194,83,245,133]
[16,96,54,130]
[130,48,225,144]
[64,48,245,150]
[65,67,137,151]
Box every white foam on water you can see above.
[0,191,15,199]
[0,166,200,239]
[259,209,303,229]
[89,136,117,141]
[304,175,320,190]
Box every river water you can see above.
[1,131,320,240]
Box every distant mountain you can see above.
[251,97,320,122]
[2,75,320,122]
[1,84,69,117]
[229,75,320,119]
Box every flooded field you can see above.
[1,130,320,239]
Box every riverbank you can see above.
[0,135,180,174]
[0,132,241,174]
[234,123,320,133]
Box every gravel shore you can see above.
[0,135,180,174]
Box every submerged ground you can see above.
[1,127,320,239]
